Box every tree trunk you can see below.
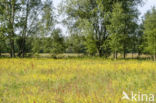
[132,51,133,59]
[154,36,156,61]
[115,51,117,60]
[97,44,103,57]
[98,49,103,57]
[18,50,22,57]
[10,50,12,57]
[22,49,25,58]
[154,49,156,61]
[11,39,15,57]
[154,54,156,61]
[9,0,16,58]
[0,49,1,57]
[114,51,117,60]
[123,50,126,59]
[10,39,15,58]
[137,51,141,59]
[21,38,25,58]
[21,0,29,58]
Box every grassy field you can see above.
[0,53,151,59]
[0,58,155,103]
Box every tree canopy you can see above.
[0,0,156,61]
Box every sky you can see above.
[53,0,156,35]
[138,0,156,18]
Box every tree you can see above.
[62,0,142,57]
[0,4,6,56]
[136,24,144,57]
[85,33,97,56]
[1,0,19,57]
[0,0,55,57]
[62,0,112,57]
[30,0,55,55]
[66,34,86,53]
[144,7,156,61]
[32,38,42,54]
[119,0,141,59]
[107,3,124,59]
[0,28,6,56]
[16,0,43,57]
[50,28,65,55]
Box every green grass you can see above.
[0,58,155,103]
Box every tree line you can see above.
[0,0,156,60]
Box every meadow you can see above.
[0,58,155,103]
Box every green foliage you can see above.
[32,38,42,54]
[137,24,144,55]
[107,3,124,58]
[62,0,142,57]
[66,34,86,53]
[85,34,97,56]
[144,7,156,60]
[0,0,155,60]
[50,28,65,54]
[62,0,111,56]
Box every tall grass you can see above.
[0,58,155,103]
